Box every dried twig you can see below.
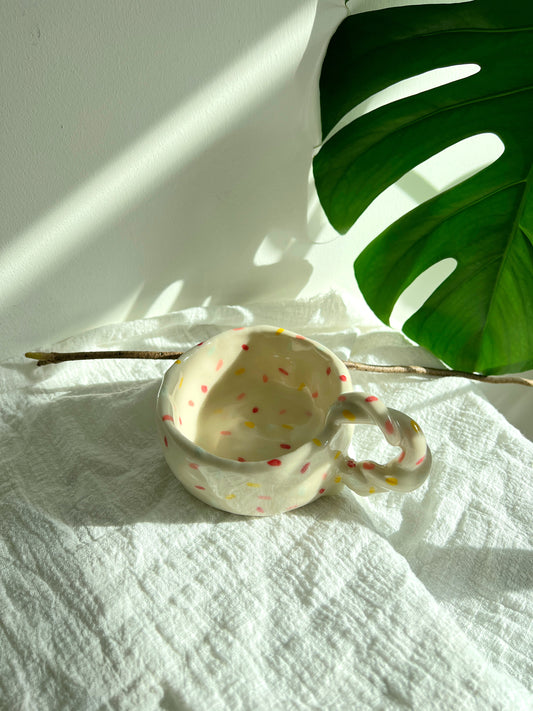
[25,350,182,366]
[343,360,532,387]
[24,350,533,386]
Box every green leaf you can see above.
[313,0,533,374]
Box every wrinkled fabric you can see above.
[1,291,532,710]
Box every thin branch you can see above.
[25,350,183,366]
[343,360,533,387]
[24,350,533,386]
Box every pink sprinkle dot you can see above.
[189,463,199,470]
[196,342,204,347]
[221,430,232,436]
[237,392,246,400]
[237,457,246,462]
[322,473,327,479]
[319,488,325,494]
[365,395,378,402]
[339,375,347,382]
[162,415,174,422]
[312,391,319,399]
[301,463,310,474]
[258,495,271,500]
[263,374,268,383]
[385,418,394,434]
[242,344,249,351]
[398,450,406,463]
[279,409,287,415]
[233,327,244,331]
[179,416,183,426]
[188,400,194,407]
[216,359,223,371]
[201,385,208,393]
[347,459,356,468]
[362,461,375,470]
[194,485,205,490]
[296,334,305,340]
[256,507,264,513]
[326,367,331,375]
[279,367,289,376]
[252,407,259,413]
[338,395,346,402]
[280,443,291,450]
[268,459,282,466]
[416,455,426,466]
[164,436,168,448]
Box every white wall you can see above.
[0,0,340,358]
[0,0,500,360]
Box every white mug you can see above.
[157,325,431,516]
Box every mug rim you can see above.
[156,324,353,468]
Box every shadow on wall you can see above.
[1,0,350,359]
[120,75,318,321]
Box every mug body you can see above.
[156,326,354,515]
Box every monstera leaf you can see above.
[313,0,533,375]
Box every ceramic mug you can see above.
[157,325,431,516]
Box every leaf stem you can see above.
[24,350,532,386]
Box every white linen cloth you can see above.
[1,291,532,710]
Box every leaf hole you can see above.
[405,132,505,196]
[324,64,480,143]
[389,258,457,330]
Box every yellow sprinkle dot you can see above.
[178,377,184,389]
[213,408,224,414]
[244,421,255,428]
[410,419,421,433]
[385,476,398,486]
[246,482,260,488]
[342,409,356,421]
[297,382,306,391]
[334,450,341,460]
[276,328,285,334]
[225,494,236,500]
[282,424,294,430]
[235,367,246,375]
[334,476,342,483]
[369,487,376,494]
[175,359,181,364]
[312,438,322,447]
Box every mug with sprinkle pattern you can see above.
[156,325,431,516]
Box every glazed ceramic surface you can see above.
[156,326,431,516]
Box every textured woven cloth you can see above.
[1,291,532,710]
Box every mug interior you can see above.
[168,328,345,461]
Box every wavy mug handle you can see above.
[325,392,431,495]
